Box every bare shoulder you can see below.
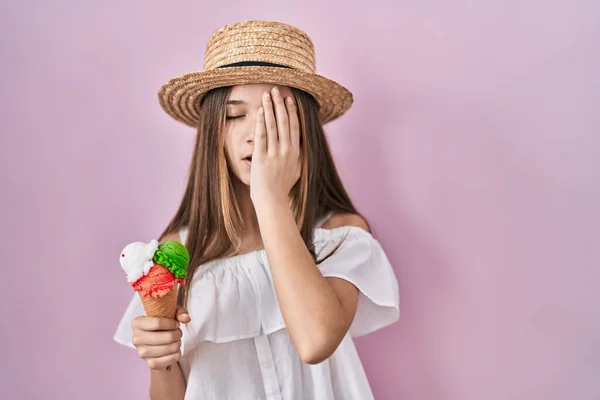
[321,212,370,232]
[160,230,183,244]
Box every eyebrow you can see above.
[226,100,246,105]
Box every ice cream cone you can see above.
[139,284,178,319]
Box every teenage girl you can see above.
[114,20,399,400]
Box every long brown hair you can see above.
[159,86,366,307]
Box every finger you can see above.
[176,308,191,323]
[132,328,182,347]
[271,86,290,150]
[254,107,266,157]
[138,340,182,359]
[262,91,278,155]
[286,96,300,150]
[132,316,179,332]
[146,351,182,370]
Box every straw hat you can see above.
[158,20,353,128]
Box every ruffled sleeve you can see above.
[114,225,399,353]
[113,293,145,350]
[313,226,400,337]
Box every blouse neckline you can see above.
[186,225,373,267]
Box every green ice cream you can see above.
[153,241,189,280]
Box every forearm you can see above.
[255,200,348,362]
[150,363,186,400]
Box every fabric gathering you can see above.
[114,214,400,399]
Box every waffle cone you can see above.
[139,285,178,319]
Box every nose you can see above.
[243,110,258,143]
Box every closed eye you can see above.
[226,115,245,120]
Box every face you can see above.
[224,83,294,185]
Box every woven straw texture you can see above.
[158,20,353,127]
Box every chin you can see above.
[231,171,251,187]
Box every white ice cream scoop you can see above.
[119,239,159,283]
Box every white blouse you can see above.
[114,216,400,399]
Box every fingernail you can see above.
[272,86,280,96]
[258,107,264,116]
[287,97,293,105]
[263,92,270,101]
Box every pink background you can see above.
[2,1,599,399]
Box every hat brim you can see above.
[158,66,353,128]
